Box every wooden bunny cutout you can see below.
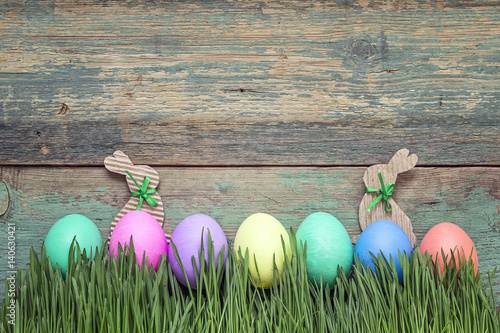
[104,150,166,239]
[355,149,418,247]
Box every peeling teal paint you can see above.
[277,170,348,184]
[277,171,349,196]
[0,184,119,297]
[416,186,498,233]
[94,186,111,192]
[212,182,239,192]
[164,199,254,228]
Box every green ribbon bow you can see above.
[125,170,158,210]
[366,172,394,213]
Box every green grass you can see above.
[1,230,499,333]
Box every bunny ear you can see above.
[387,149,418,175]
[104,150,134,175]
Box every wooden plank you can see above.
[1,1,499,166]
[1,166,499,297]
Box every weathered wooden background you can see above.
[0,0,499,299]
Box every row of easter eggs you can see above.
[44,211,478,288]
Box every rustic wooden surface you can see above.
[1,166,499,296]
[1,0,499,166]
[0,0,499,300]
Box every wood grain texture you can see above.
[0,166,499,297]
[1,0,499,165]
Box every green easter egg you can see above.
[296,212,353,288]
[44,214,102,276]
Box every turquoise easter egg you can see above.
[296,212,353,288]
[44,214,102,276]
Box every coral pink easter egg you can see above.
[419,222,478,275]
[109,210,168,271]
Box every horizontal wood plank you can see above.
[1,166,499,297]
[1,0,499,165]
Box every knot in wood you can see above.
[350,39,376,60]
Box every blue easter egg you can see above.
[354,220,413,283]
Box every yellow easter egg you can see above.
[233,213,291,288]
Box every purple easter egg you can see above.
[109,210,168,271]
[168,214,228,289]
